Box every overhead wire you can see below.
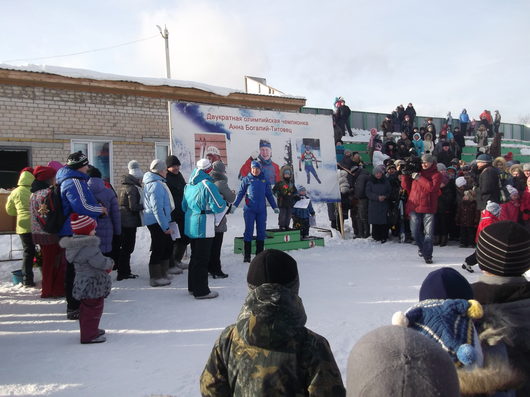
[2,34,159,63]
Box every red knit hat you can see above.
[33,166,57,182]
[70,213,97,235]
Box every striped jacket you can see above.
[182,168,226,239]
[56,167,103,236]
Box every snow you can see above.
[0,205,519,396]
[0,64,304,101]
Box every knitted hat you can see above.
[166,155,181,167]
[250,160,262,169]
[127,160,144,180]
[33,166,56,182]
[523,163,530,172]
[47,161,64,171]
[70,213,97,235]
[212,160,226,173]
[66,151,89,169]
[373,165,385,175]
[485,200,501,217]
[247,249,299,290]
[476,221,530,276]
[87,166,102,178]
[150,159,166,173]
[437,163,447,172]
[421,154,434,164]
[476,154,492,163]
[392,298,483,366]
[196,158,212,172]
[419,267,474,301]
[259,139,271,148]
[347,326,460,397]
[297,185,307,193]
[455,176,467,188]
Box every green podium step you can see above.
[234,229,324,254]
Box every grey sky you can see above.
[2,0,529,123]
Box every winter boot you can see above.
[149,263,170,287]
[160,259,172,283]
[255,240,265,256]
[243,241,251,263]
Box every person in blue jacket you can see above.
[56,151,106,320]
[143,159,173,288]
[231,161,279,263]
[182,158,227,299]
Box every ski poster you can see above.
[170,101,340,202]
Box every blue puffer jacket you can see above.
[56,167,103,236]
[88,177,121,253]
[142,171,172,231]
[234,172,277,212]
[182,168,226,239]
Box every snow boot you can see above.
[149,263,170,287]
[255,240,265,256]
[243,241,251,263]
[194,291,219,300]
[160,259,172,283]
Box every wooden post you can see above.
[337,202,345,238]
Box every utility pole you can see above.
[157,25,173,156]
[157,25,171,78]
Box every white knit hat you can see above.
[150,159,166,173]
[128,160,144,180]
[455,176,467,188]
[196,158,212,171]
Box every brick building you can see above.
[0,65,305,189]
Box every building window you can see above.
[71,140,113,184]
[155,142,169,161]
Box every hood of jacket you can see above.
[59,234,100,250]
[121,173,141,186]
[413,132,421,140]
[87,177,106,194]
[17,170,35,187]
[424,132,433,141]
[56,166,88,185]
[210,170,228,183]
[279,164,293,180]
[235,284,307,350]
[188,168,212,186]
[142,171,166,185]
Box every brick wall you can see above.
[0,84,169,184]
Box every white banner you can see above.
[170,102,340,202]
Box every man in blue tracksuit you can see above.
[56,151,106,319]
[232,161,278,263]
[182,159,226,299]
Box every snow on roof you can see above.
[0,63,303,100]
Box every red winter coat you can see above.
[401,164,442,215]
[520,188,530,221]
[500,200,520,223]
[475,210,499,242]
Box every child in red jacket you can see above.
[500,185,520,223]
[462,201,500,273]
[521,177,530,230]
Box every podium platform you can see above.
[234,228,325,254]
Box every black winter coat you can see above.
[354,169,371,199]
[366,175,391,225]
[118,174,143,228]
[476,165,500,210]
[165,170,186,222]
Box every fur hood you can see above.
[458,357,524,396]
[59,235,101,249]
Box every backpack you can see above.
[34,184,67,234]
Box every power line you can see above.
[2,34,159,63]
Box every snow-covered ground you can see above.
[0,205,498,396]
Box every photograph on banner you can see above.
[170,101,340,202]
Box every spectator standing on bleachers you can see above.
[405,103,416,125]
[401,114,413,137]
[474,154,501,211]
[493,110,502,134]
[381,115,392,135]
[475,125,489,155]
[459,109,470,136]
[412,132,424,156]
[335,97,354,137]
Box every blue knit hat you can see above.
[419,267,473,301]
[250,160,262,169]
[259,139,271,149]
[392,298,483,367]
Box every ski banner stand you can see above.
[170,102,340,203]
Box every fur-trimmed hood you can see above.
[59,235,101,249]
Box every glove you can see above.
[411,172,419,180]
[229,206,237,214]
[299,168,302,172]
[273,208,280,214]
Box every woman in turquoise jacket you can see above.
[182,159,226,299]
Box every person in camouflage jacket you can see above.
[200,249,345,397]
